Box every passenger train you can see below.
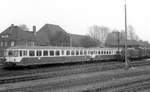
[2,46,120,67]
[2,46,150,67]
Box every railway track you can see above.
[1,65,150,92]
[0,60,150,92]
[0,62,123,84]
[0,60,150,84]
[0,61,120,77]
[80,74,150,92]
[116,79,150,92]
[0,59,149,78]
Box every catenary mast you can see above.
[124,0,129,68]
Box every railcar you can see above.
[137,47,150,58]
[2,46,120,67]
[121,47,150,61]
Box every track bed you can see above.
[1,60,150,92]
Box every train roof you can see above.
[7,46,118,50]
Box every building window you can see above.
[4,42,7,46]
[31,41,35,46]
[10,41,15,47]
[1,35,9,38]
[0,42,3,47]
[27,41,35,46]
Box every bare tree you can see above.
[80,36,100,47]
[88,25,110,44]
[128,25,139,41]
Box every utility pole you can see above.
[117,31,120,62]
[124,0,129,69]
[117,31,120,52]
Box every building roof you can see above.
[36,24,70,46]
[70,34,86,47]
[0,24,101,47]
[0,25,36,41]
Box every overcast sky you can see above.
[0,0,150,42]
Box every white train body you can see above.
[3,46,120,66]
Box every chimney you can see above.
[11,24,14,27]
[33,26,36,35]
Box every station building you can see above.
[0,24,37,57]
[0,24,71,57]
[0,23,99,58]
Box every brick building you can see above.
[0,23,100,57]
[0,24,37,57]
[36,24,70,46]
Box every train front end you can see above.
[3,48,22,67]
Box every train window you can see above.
[50,50,54,56]
[111,51,114,54]
[8,50,13,56]
[23,51,27,56]
[66,50,70,55]
[98,51,101,55]
[109,51,111,55]
[37,50,42,56]
[101,51,103,55]
[88,51,90,55]
[96,51,98,54]
[90,51,94,55]
[80,50,83,55]
[94,51,97,54]
[29,50,35,56]
[76,50,79,55]
[20,50,22,57]
[114,51,116,54]
[61,50,64,55]
[43,50,48,56]
[112,51,114,54]
[14,50,18,57]
[84,50,87,55]
[104,51,106,55]
[107,51,109,55]
[94,51,96,54]
[71,50,75,55]
[55,50,60,56]
[113,51,115,54]
[8,50,18,57]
